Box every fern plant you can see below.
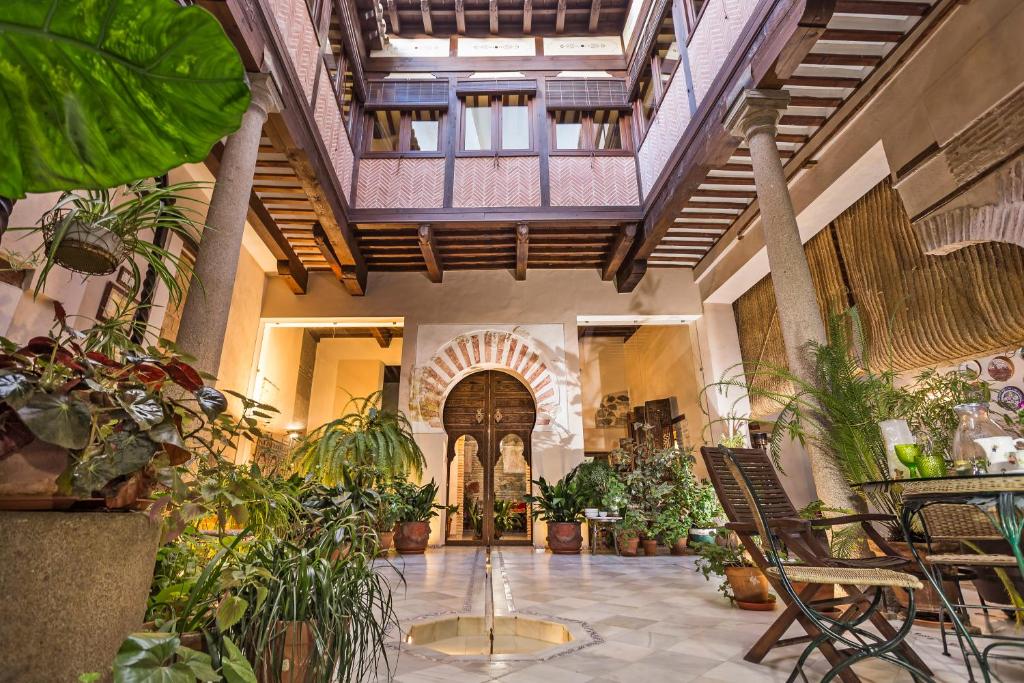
[291,392,425,485]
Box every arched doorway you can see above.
[443,370,536,545]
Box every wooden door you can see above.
[443,370,536,545]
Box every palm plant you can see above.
[292,393,425,485]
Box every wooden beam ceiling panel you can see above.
[456,0,467,32]
[386,0,401,33]
[371,327,394,348]
[555,0,567,33]
[418,224,444,283]
[601,223,636,281]
[588,0,601,32]
[421,0,434,33]
[489,0,499,33]
[515,222,529,280]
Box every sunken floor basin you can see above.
[407,615,573,657]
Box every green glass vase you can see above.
[916,451,948,478]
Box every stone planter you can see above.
[0,511,160,682]
[725,566,774,608]
[546,521,583,554]
[641,539,659,556]
[395,521,431,554]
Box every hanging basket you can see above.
[44,219,126,275]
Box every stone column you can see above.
[725,89,859,514]
[176,73,281,376]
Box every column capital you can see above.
[724,89,791,140]
[247,71,284,116]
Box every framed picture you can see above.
[97,281,134,321]
[115,266,134,289]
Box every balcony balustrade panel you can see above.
[550,157,640,207]
[356,158,446,209]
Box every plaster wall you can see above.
[306,337,404,431]
[579,337,630,452]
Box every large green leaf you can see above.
[0,0,251,198]
[112,633,199,683]
[16,393,91,448]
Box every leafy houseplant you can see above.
[444,503,460,538]
[685,481,723,546]
[572,458,613,511]
[24,180,206,302]
[614,510,645,557]
[393,479,440,554]
[292,393,425,487]
[493,499,519,538]
[525,471,586,554]
[600,477,628,516]
[653,509,692,556]
[110,631,255,683]
[0,0,251,200]
[694,530,774,609]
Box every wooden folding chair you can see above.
[701,446,933,682]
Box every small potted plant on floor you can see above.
[654,509,692,556]
[525,470,585,554]
[494,499,518,540]
[444,503,460,538]
[685,480,722,546]
[694,530,775,610]
[614,510,644,557]
[393,479,440,554]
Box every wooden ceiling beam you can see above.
[371,327,394,348]
[421,0,433,34]
[601,223,636,280]
[456,0,467,32]
[555,0,567,33]
[313,221,347,282]
[418,223,444,282]
[523,0,532,33]
[489,0,499,33]
[515,222,529,280]
[835,0,930,14]
[588,0,602,32]
[821,28,904,43]
[802,53,882,68]
[386,0,401,33]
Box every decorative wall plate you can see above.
[997,386,1024,411]
[987,356,1014,382]
[958,360,983,380]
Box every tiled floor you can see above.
[378,546,1021,682]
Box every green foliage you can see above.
[683,481,722,529]
[525,470,585,523]
[0,0,250,198]
[600,477,628,515]
[692,530,750,601]
[571,458,614,508]
[111,632,255,683]
[610,439,691,534]
[797,500,860,560]
[21,180,208,306]
[614,509,646,539]
[0,310,229,504]
[393,479,441,523]
[291,393,425,485]
[493,499,520,533]
[652,509,691,545]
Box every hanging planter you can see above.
[43,218,127,275]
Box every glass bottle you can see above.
[952,403,1011,475]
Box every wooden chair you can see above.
[719,448,933,682]
[701,446,933,681]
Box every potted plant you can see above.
[393,479,440,554]
[0,309,232,682]
[444,503,460,538]
[654,509,692,556]
[694,530,775,610]
[525,470,585,554]
[572,458,613,518]
[600,476,628,517]
[685,481,722,546]
[467,499,484,540]
[494,499,518,540]
[292,393,426,487]
[24,181,205,304]
[614,510,644,557]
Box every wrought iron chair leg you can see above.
[936,565,951,657]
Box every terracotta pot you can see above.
[641,539,659,556]
[0,511,160,682]
[329,542,352,563]
[725,566,773,605]
[547,521,583,554]
[669,538,688,556]
[618,534,639,556]
[261,620,313,683]
[395,521,431,554]
[378,529,395,553]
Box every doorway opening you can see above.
[443,370,536,545]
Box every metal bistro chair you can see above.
[909,490,1024,680]
[702,446,932,682]
[721,448,933,682]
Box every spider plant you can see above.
[17,179,207,304]
[292,392,425,485]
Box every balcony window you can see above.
[551,110,630,153]
[461,93,533,153]
[364,109,445,155]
